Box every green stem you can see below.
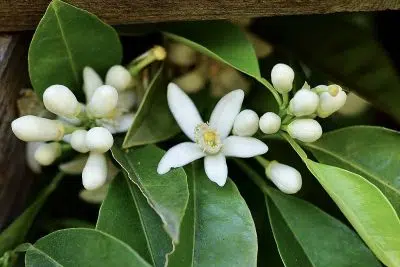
[282,93,289,109]
[62,124,84,135]
[282,115,294,125]
[233,159,270,194]
[259,78,283,107]
[255,156,270,168]
[280,132,308,160]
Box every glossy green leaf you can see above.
[168,162,258,267]
[305,159,400,267]
[29,0,122,98]
[304,126,400,215]
[96,173,171,267]
[266,187,380,267]
[25,228,151,267]
[253,15,400,122]
[0,172,63,255]
[123,64,179,148]
[111,144,188,244]
[163,21,260,78]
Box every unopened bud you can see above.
[287,119,322,143]
[317,90,347,118]
[43,85,80,118]
[266,161,302,194]
[271,63,294,93]
[87,85,118,118]
[26,142,42,173]
[82,152,107,190]
[12,115,64,142]
[233,109,259,137]
[83,66,103,101]
[259,112,281,134]
[167,42,197,67]
[86,127,114,153]
[105,65,133,91]
[288,88,319,116]
[34,142,61,166]
[71,130,89,153]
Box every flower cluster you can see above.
[12,65,136,190]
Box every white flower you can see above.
[288,88,319,116]
[34,142,61,166]
[105,65,133,91]
[43,85,81,118]
[317,85,347,118]
[26,142,43,173]
[83,66,103,101]
[87,85,119,118]
[82,152,108,190]
[157,83,268,187]
[86,127,114,153]
[287,119,322,143]
[11,115,64,142]
[232,109,259,137]
[259,112,281,134]
[70,130,89,153]
[271,63,294,93]
[266,160,302,194]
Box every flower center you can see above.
[194,123,222,154]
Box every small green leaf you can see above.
[0,172,63,255]
[168,162,258,267]
[304,126,400,215]
[25,228,151,267]
[266,188,380,267]
[305,159,400,267]
[28,0,122,98]
[111,145,188,244]
[163,21,260,79]
[96,173,172,267]
[123,64,179,148]
[253,15,400,122]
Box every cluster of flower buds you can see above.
[12,64,137,191]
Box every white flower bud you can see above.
[259,112,281,134]
[101,113,135,134]
[59,155,88,175]
[11,115,64,142]
[317,90,347,118]
[70,130,89,153]
[87,85,118,118]
[116,90,136,113]
[82,152,107,190]
[288,88,319,116]
[167,42,197,67]
[43,85,80,118]
[26,142,42,173]
[86,127,114,153]
[287,119,322,143]
[34,142,61,166]
[271,63,295,93]
[83,66,103,101]
[266,161,302,194]
[105,65,133,91]
[232,109,259,137]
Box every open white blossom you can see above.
[157,83,268,187]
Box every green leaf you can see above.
[123,64,179,148]
[163,21,260,78]
[25,228,151,267]
[111,144,188,244]
[253,15,400,122]
[96,173,172,267]
[168,162,258,267]
[0,172,63,255]
[304,126,400,215]
[305,159,400,267]
[28,0,122,98]
[266,187,380,267]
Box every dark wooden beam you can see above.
[0,34,32,229]
[0,0,399,32]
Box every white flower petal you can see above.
[223,136,268,158]
[157,142,205,174]
[204,153,228,187]
[209,89,244,139]
[83,66,104,102]
[26,142,43,173]
[167,83,203,141]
